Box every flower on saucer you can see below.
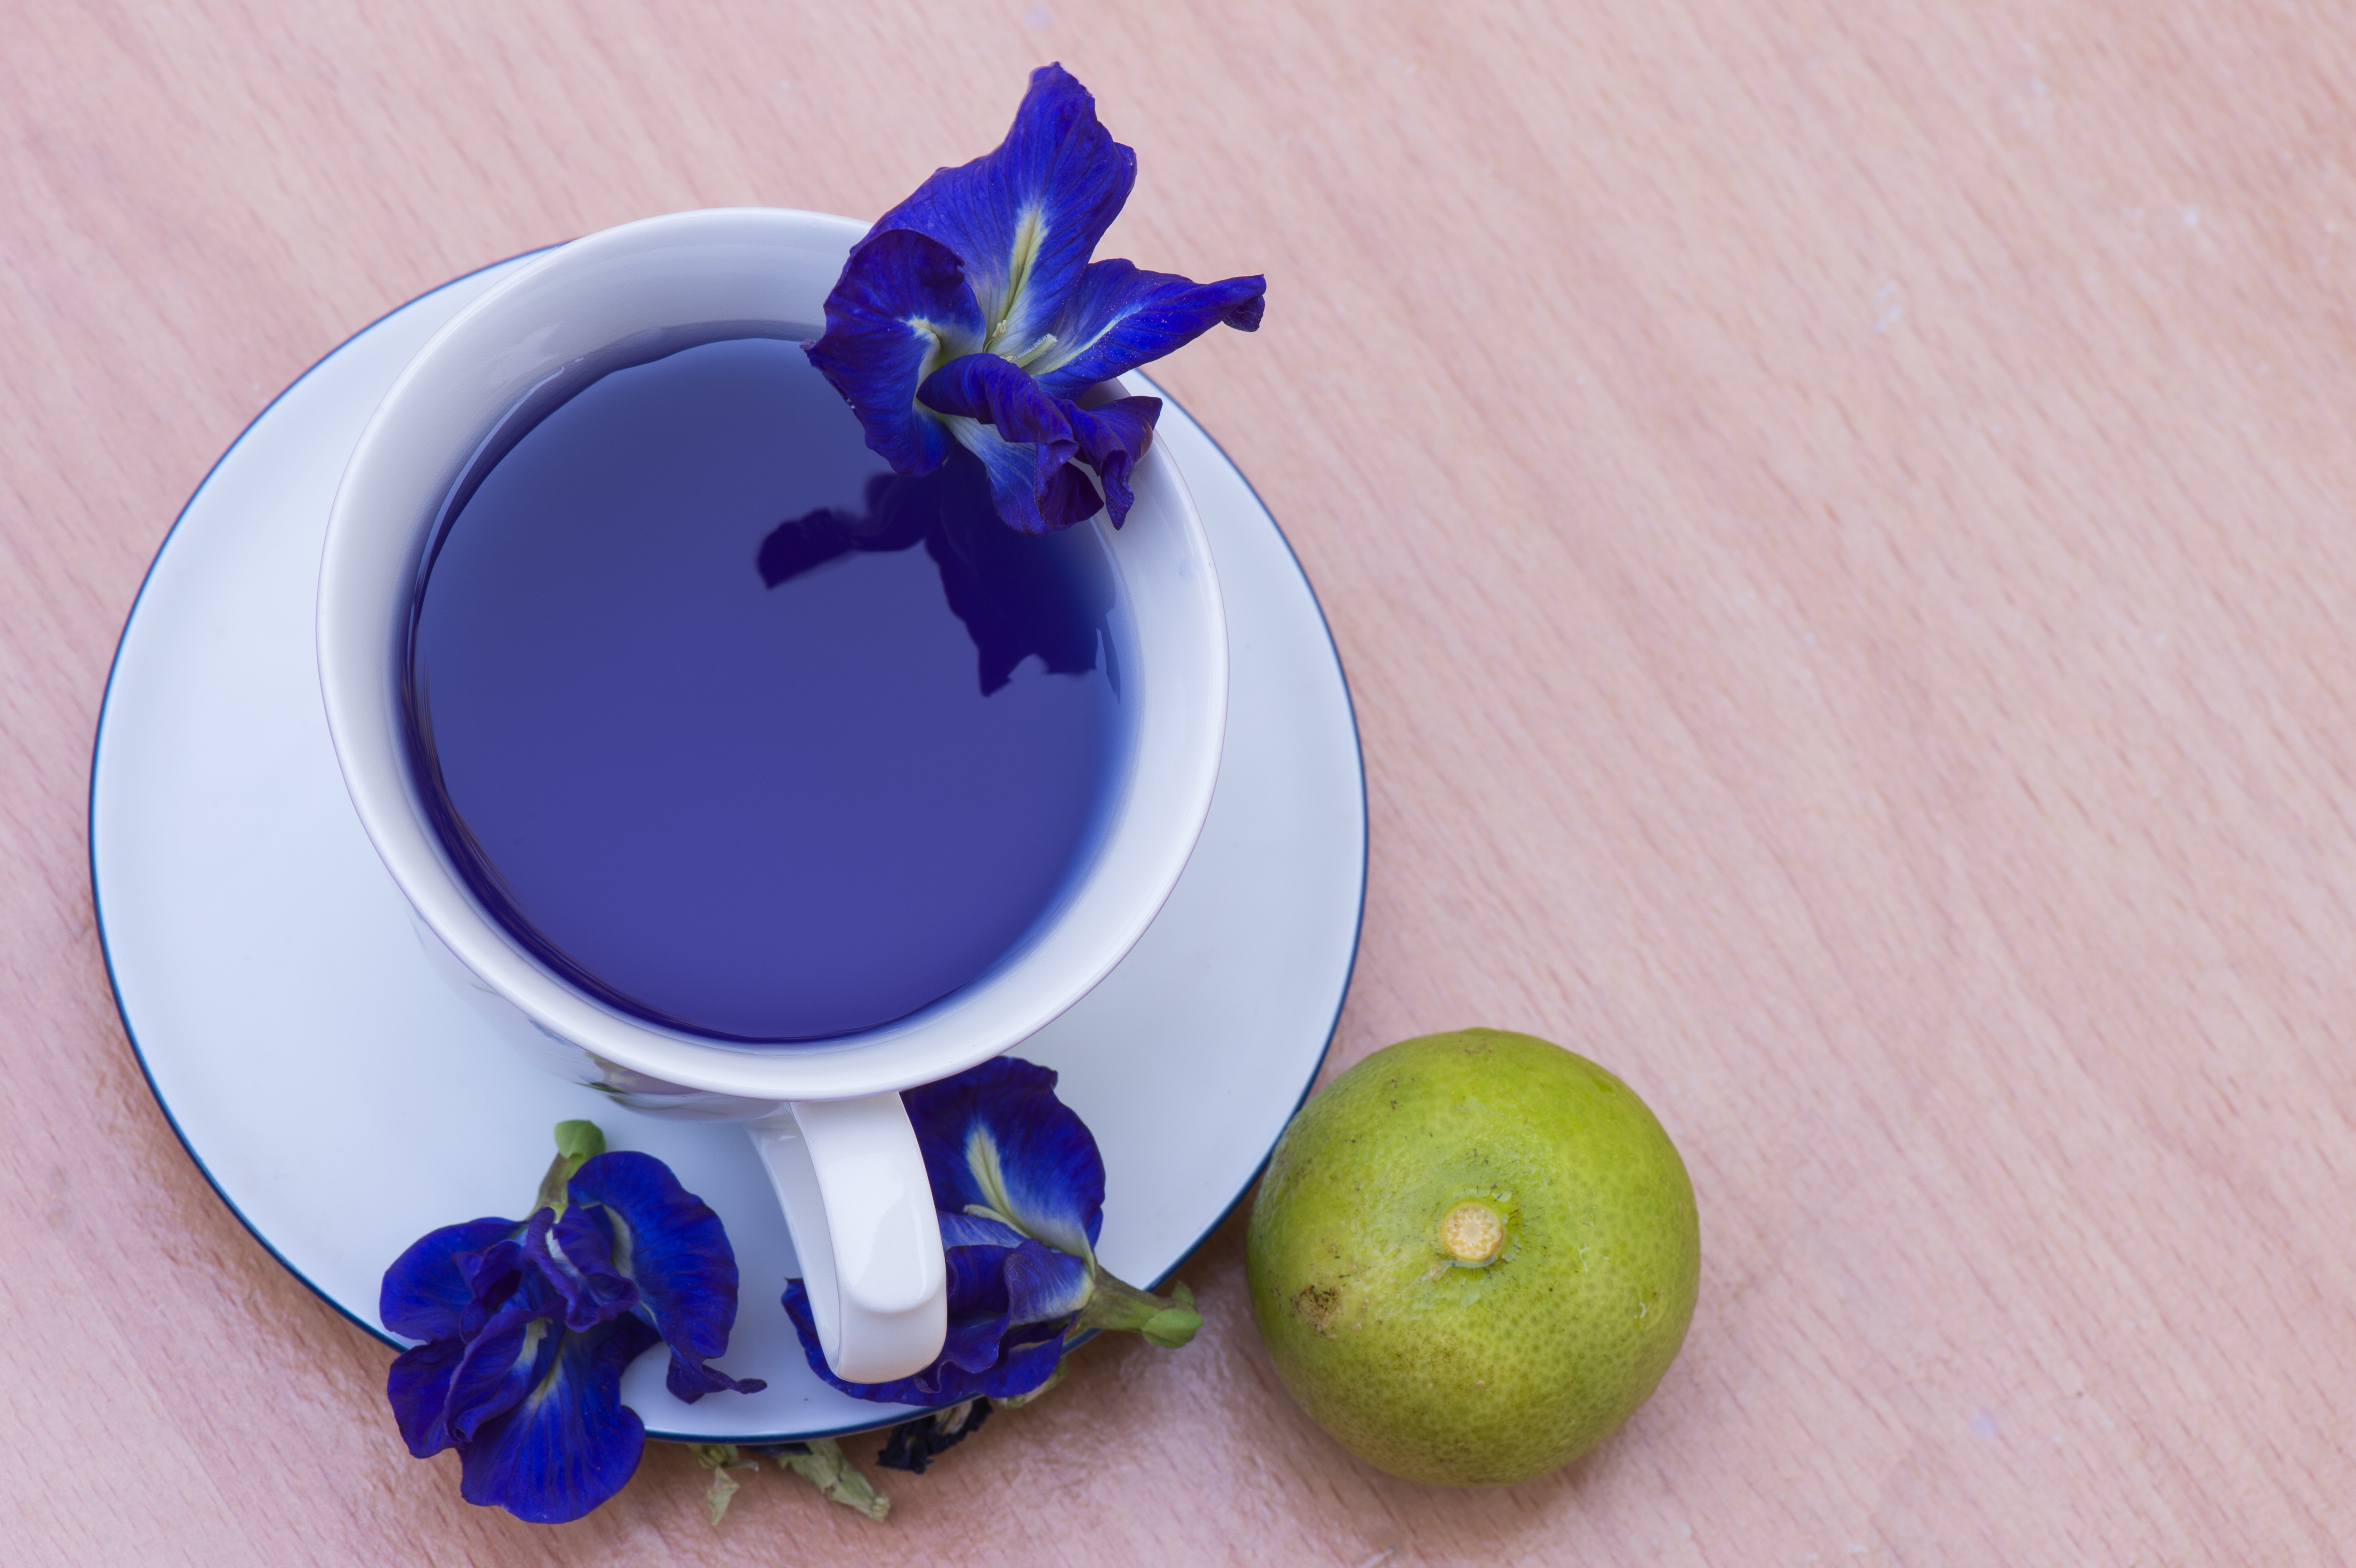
[783,1057,1200,1407]
[804,63,1265,535]
[381,1122,765,1524]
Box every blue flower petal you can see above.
[938,1209,1028,1250]
[1059,394,1162,528]
[497,1207,625,1334]
[386,1336,466,1458]
[1001,1237,1095,1326]
[804,228,987,475]
[917,352,1078,455]
[1039,461,1108,531]
[457,1314,661,1525]
[907,1056,1105,1258]
[914,353,1087,535]
[938,418,1096,536]
[937,1307,1018,1375]
[545,1206,643,1331]
[457,1231,531,1324]
[1032,260,1266,399]
[783,1278,1069,1407]
[930,1236,1087,1363]
[782,1068,1102,1408]
[802,65,1263,539]
[443,1293,561,1445]
[985,1325,1071,1397]
[564,1151,766,1402]
[873,63,1136,360]
[943,1241,1014,1319]
[380,1217,522,1341]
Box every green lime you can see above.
[1246,1028,1699,1486]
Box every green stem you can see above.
[1071,1273,1201,1348]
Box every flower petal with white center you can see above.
[782,1056,1201,1410]
[872,63,1135,359]
[562,1151,763,1402]
[803,228,987,474]
[379,1133,762,1523]
[907,1056,1104,1260]
[802,64,1263,535]
[1030,259,1267,398]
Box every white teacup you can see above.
[317,208,1227,1383]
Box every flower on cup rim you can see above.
[804,63,1266,536]
[783,1056,1200,1407]
[381,1122,765,1524]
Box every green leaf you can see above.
[706,1464,745,1527]
[1139,1303,1202,1349]
[773,1439,890,1522]
[532,1120,608,1214]
[691,1444,758,1527]
[554,1120,607,1170]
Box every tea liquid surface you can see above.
[408,336,1126,1041]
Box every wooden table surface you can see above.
[6,1,2351,1561]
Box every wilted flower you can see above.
[783,1057,1200,1406]
[382,1122,765,1523]
[804,63,1265,535]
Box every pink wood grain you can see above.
[5,1,2351,1561]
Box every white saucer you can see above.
[89,255,1365,1442]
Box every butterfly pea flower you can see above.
[804,62,1265,536]
[381,1122,765,1524]
[783,1057,1201,1407]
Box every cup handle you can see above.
[746,1094,948,1384]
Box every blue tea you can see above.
[406,334,1128,1042]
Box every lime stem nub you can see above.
[1439,1200,1506,1264]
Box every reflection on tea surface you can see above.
[408,337,1129,1042]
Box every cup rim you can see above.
[316,207,1227,1101]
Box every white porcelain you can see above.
[745,1099,943,1382]
[314,209,1229,1382]
[92,251,1363,1439]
